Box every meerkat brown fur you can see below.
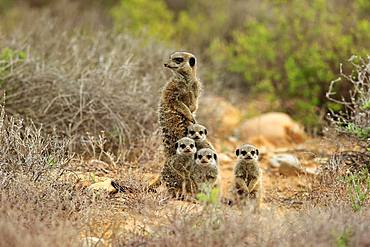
[233,144,263,206]
[191,148,220,195]
[159,51,201,157]
[161,137,197,197]
[187,123,215,151]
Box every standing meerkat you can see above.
[191,148,220,195]
[161,137,197,197]
[233,144,263,206]
[187,123,215,151]
[158,51,201,157]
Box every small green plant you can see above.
[196,186,220,205]
[343,168,370,212]
[344,123,370,140]
[47,157,56,168]
[89,172,97,183]
[335,228,352,247]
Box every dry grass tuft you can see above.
[0,5,169,163]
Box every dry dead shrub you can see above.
[112,204,370,247]
[326,55,370,147]
[0,4,169,164]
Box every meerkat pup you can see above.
[158,51,201,157]
[187,123,215,151]
[191,148,220,195]
[233,144,263,206]
[161,137,197,197]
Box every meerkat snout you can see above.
[175,137,196,155]
[236,144,259,161]
[195,148,217,166]
[164,51,197,75]
[187,123,207,141]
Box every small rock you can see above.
[198,96,242,137]
[240,112,307,147]
[269,154,302,176]
[87,178,117,194]
[81,237,105,247]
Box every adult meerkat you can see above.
[159,51,201,157]
[191,148,220,195]
[233,144,263,206]
[187,123,215,151]
[161,137,197,197]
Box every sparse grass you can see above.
[343,168,370,212]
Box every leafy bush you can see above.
[111,0,175,42]
[212,0,370,128]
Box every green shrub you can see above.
[111,0,175,42]
[209,0,370,129]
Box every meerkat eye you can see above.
[190,144,194,148]
[180,144,186,149]
[174,57,184,64]
[241,151,247,156]
[206,155,212,159]
[251,150,255,155]
[189,57,196,67]
[198,155,202,159]
[189,131,195,135]
[199,131,203,135]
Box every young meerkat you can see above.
[158,51,201,157]
[191,148,220,195]
[233,144,263,206]
[187,123,215,151]
[160,137,197,197]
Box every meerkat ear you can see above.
[204,129,207,135]
[256,149,259,156]
[189,57,196,67]
[175,142,178,149]
[213,153,217,161]
[236,149,239,156]
[194,153,197,160]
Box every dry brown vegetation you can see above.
[0,3,369,247]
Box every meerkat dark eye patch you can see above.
[173,57,184,64]
[241,151,247,156]
[206,155,212,159]
[189,57,195,67]
[199,131,203,135]
[198,155,203,159]
[251,150,255,155]
[180,144,186,149]
[190,144,194,148]
[189,131,195,135]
